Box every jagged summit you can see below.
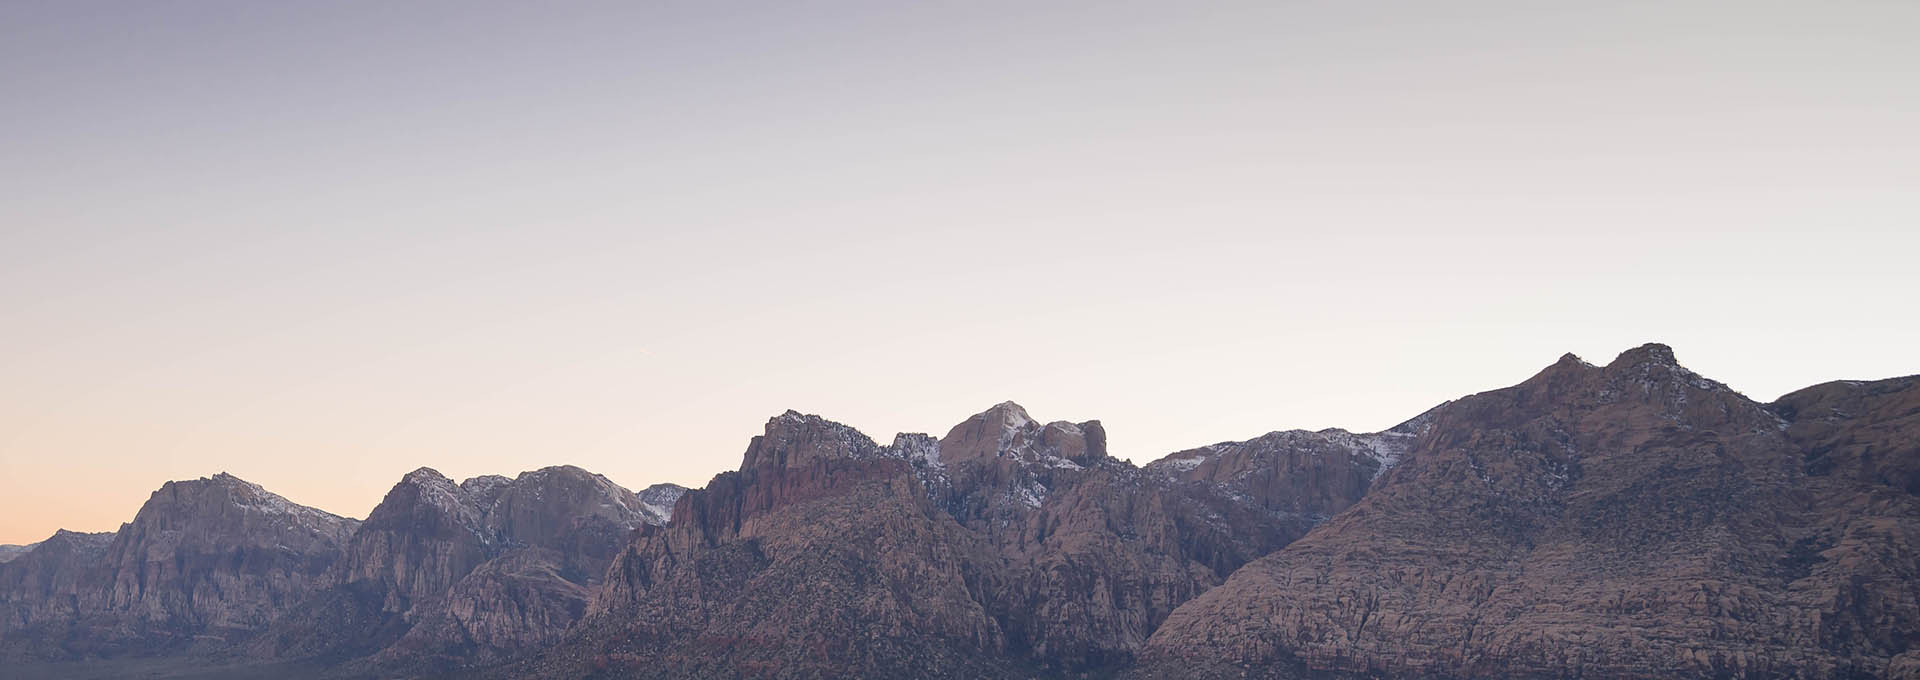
[936,401,1106,466]
[46,528,112,542]
[164,471,253,492]
[401,466,455,485]
[10,343,1915,679]
[511,464,613,486]
[1132,343,1920,680]
[981,400,1035,426]
[635,482,688,522]
[1514,342,1734,399]
[0,542,35,564]
[767,408,846,428]
[745,409,885,470]
[142,472,357,528]
[1611,341,1678,367]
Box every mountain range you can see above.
[3,343,1914,679]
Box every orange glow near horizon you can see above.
[3,2,1917,544]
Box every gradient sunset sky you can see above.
[3,1,1917,544]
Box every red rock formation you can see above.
[260,465,666,673]
[7,344,1912,680]
[528,400,1369,677]
[1134,345,1920,680]
[0,473,355,661]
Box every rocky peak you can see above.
[47,529,112,548]
[1599,342,1728,391]
[938,401,1032,464]
[362,467,486,536]
[482,465,653,551]
[269,462,660,669]
[1772,374,1920,494]
[503,465,629,504]
[330,469,497,611]
[137,473,357,535]
[937,401,1106,467]
[1145,425,1411,516]
[635,483,688,523]
[402,466,449,483]
[1134,343,1875,680]
[0,528,115,640]
[889,432,942,467]
[1611,341,1678,367]
[126,473,357,542]
[46,474,362,638]
[0,543,34,564]
[11,529,112,560]
[741,410,886,470]
[985,400,1036,427]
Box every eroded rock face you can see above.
[1144,425,1415,520]
[927,404,1323,672]
[0,544,35,564]
[556,412,1012,679]
[635,483,688,523]
[1774,375,1920,494]
[0,529,115,649]
[936,401,1107,467]
[10,344,1913,679]
[1771,376,1920,678]
[534,399,1371,677]
[0,474,356,660]
[326,468,492,615]
[1134,345,1920,680]
[264,464,663,672]
[101,474,360,633]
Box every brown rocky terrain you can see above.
[1132,344,1920,680]
[539,412,1015,679]
[0,529,117,658]
[1142,407,1436,519]
[259,465,679,674]
[1,343,1911,679]
[0,543,37,564]
[0,474,358,661]
[516,401,1388,678]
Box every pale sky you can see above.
[2,1,1916,544]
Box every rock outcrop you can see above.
[5,343,1913,680]
[1133,345,1920,680]
[0,474,356,660]
[1143,415,1427,520]
[540,411,1014,679]
[0,544,36,564]
[0,529,115,658]
[635,483,688,523]
[262,464,664,673]
[526,400,1373,677]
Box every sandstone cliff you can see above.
[259,464,667,674]
[5,344,1912,680]
[520,400,1383,678]
[1133,345,1920,680]
[0,474,357,662]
